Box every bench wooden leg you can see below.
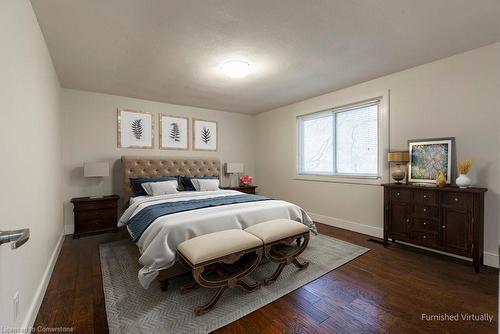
[236,279,261,292]
[292,258,309,270]
[180,280,199,294]
[184,248,262,315]
[264,263,286,285]
[263,232,310,284]
[159,278,169,292]
[194,286,228,316]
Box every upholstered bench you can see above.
[177,229,263,315]
[245,219,310,284]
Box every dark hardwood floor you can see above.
[34,223,498,333]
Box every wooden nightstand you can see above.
[71,195,120,239]
[222,185,257,194]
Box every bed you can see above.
[119,156,316,289]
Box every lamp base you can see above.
[391,164,406,184]
[229,174,240,187]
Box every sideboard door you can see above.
[389,202,410,239]
[442,207,471,256]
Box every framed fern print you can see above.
[159,114,189,150]
[193,119,217,151]
[117,108,154,149]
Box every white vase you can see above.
[456,174,471,188]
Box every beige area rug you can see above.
[100,234,369,334]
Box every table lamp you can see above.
[225,162,244,187]
[387,152,409,184]
[84,162,109,198]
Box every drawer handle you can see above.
[442,225,446,229]
[423,195,427,199]
[397,192,400,196]
[454,197,459,201]
[423,222,427,225]
[406,218,410,223]
[423,235,427,239]
[423,208,427,212]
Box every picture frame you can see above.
[408,137,456,184]
[159,114,189,150]
[193,119,218,151]
[117,108,154,149]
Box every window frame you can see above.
[295,95,388,185]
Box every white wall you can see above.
[0,0,63,329]
[61,89,256,234]
[255,43,500,267]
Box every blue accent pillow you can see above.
[130,176,179,197]
[181,176,219,191]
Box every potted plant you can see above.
[456,159,473,188]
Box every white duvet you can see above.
[118,190,316,288]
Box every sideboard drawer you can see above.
[413,190,437,205]
[412,218,440,233]
[410,231,439,247]
[390,189,410,202]
[413,204,438,219]
[442,192,472,209]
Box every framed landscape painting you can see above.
[160,114,189,150]
[117,108,154,149]
[408,137,455,184]
[193,119,217,151]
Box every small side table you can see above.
[221,185,257,194]
[70,195,120,239]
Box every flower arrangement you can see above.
[456,159,473,188]
[458,159,473,174]
[239,175,253,186]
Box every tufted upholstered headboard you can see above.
[121,156,221,207]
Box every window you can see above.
[298,99,380,178]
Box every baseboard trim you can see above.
[309,212,383,238]
[483,252,499,268]
[64,223,73,235]
[309,212,499,269]
[21,230,65,330]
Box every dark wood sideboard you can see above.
[382,183,487,272]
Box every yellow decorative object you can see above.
[436,170,446,187]
[458,159,473,174]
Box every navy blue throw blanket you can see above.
[127,194,272,242]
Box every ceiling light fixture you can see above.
[220,60,251,78]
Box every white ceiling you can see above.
[31,0,499,114]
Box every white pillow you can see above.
[190,178,212,191]
[197,179,220,191]
[190,178,201,191]
[142,180,178,196]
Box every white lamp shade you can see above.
[84,162,109,177]
[225,162,244,174]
